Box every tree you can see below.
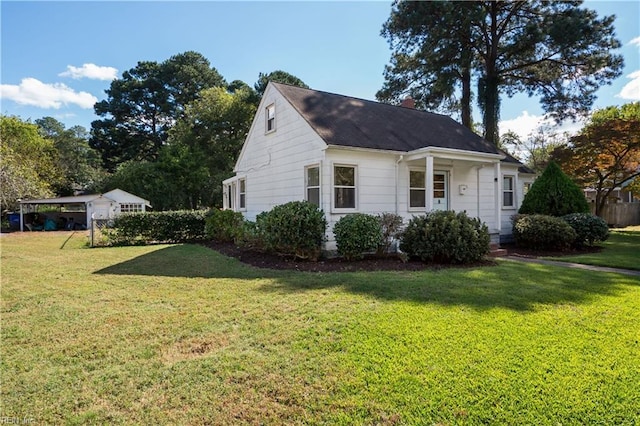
[0,116,58,211]
[167,86,258,208]
[519,161,589,216]
[90,51,226,170]
[500,124,567,173]
[552,102,640,216]
[379,1,479,128]
[35,117,104,196]
[254,70,309,98]
[379,1,623,145]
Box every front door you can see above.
[433,172,448,211]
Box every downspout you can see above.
[475,164,485,219]
[395,155,404,215]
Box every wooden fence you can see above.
[591,202,640,228]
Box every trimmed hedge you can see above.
[399,210,490,264]
[512,214,577,250]
[106,210,208,246]
[205,209,244,243]
[562,213,609,247]
[333,213,383,260]
[257,201,326,260]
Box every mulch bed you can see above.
[202,241,498,272]
[202,241,604,273]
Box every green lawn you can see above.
[2,232,639,425]
[546,226,640,270]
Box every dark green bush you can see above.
[107,210,208,246]
[333,213,383,260]
[399,210,490,264]
[257,201,326,260]
[205,209,245,242]
[512,214,577,250]
[562,213,609,247]
[377,212,404,255]
[519,161,589,216]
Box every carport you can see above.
[18,189,151,231]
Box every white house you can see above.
[223,82,535,249]
[19,188,151,231]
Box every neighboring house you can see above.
[223,82,535,249]
[19,188,151,231]
[584,177,640,204]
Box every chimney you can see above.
[401,97,415,109]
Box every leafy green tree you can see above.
[379,1,623,145]
[552,102,640,216]
[519,161,589,216]
[500,125,567,174]
[0,116,58,211]
[35,117,104,196]
[168,86,257,208]
[90,51,226,170]
[254,70,309,98]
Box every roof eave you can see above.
[404,146,505,163]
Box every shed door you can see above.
[433,172,448,211]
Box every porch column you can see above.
[425,155,434,211]
[494,162,501,233]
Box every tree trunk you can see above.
[461,54,472,129]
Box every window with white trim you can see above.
[266,103,275,133]
[306,166,320,206]
[239,178,246,210]
[409,170,426,208]
[334,165,356,209]
[120,203,143,213]
[503,176,515,208]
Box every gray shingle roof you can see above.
[273,82,502,155]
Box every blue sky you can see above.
[2,1,639,141]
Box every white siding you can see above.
[234,85,327,220]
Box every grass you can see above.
[1,231,639,425]
[545,225,640,270]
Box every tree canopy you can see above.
[36,117,103,196]
[0,116,58,211]
[254,70,309,98]
[379,0,624,145]
[90,51,226,170]
[552,102,640,216]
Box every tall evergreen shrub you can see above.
[519,161,589,216]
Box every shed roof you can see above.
[20,188,151,206]
[272,82,502,156]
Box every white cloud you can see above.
[500,111,544,141]
[59,63,118,80]
[0,78,97,109]
[616,69,640,101]
[500,111,583,141]
[629,36,640,48]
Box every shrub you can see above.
[333,214,383,260]
[205,209,244,242]
[107,210,209,246]
[399,210,490,264]
[377,212,404,255]
[512,214,577,250]
[562,213,609,247]
[257,201,326,260]
[519,161,589,216]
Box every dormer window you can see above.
[266,103,275,133]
